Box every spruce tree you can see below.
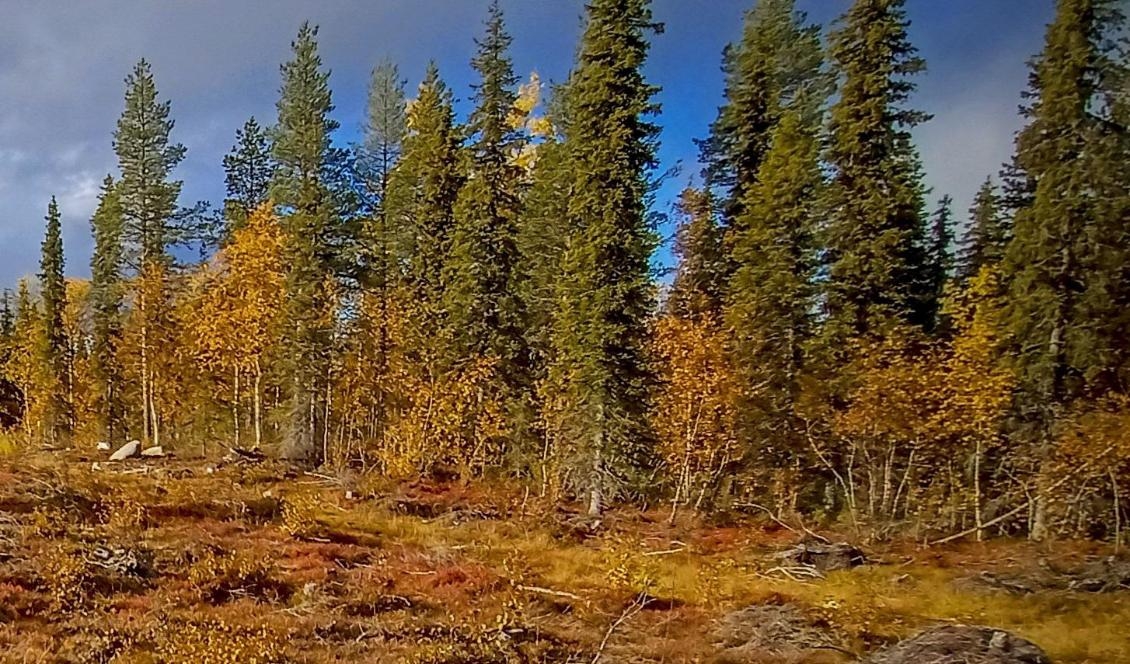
[725,110,821,478]
[38,197,70,443]
[361,60,408,205]
[90,176,126,445]
[271,22,341,461]
[667,187,726,320]
[699,0,828,232]
[444,0,528,385]
[544,0,661,514]
[223,116,274,235]
[359,58,407,292]
[113,58,185,448]
[115,59,185,270]
[386,63,463,321]
[822,0,932,345]
[348,58,409,457]
[1000,0,1130,538]
[958,178,1009,283]
[517,95,571,382]
[923,195,955,332]
[0,290,13,346]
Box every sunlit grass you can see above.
[772,565,1130,663]
[0,432,19,457]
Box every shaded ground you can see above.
[0,450,1126,663]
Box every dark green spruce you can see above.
[667,187,726,320]
[271,23,341,462]
[725,110,822,483]
[386,62,463,327]
[444,0,529,389]
[359,58,407,292]
[38,197,71,443]
[923,194,955,332]
[1000,0,1130,539]
[222,116,274,236]
[113,58,185,448]
[114,59,185,270]
[517,89,571,385]
[699,0,828,237]
[89,176,127,446]
[821,0,932,346]
[957,178,1009,283]
[544,0,661,515]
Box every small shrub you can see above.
[39,546,90,610]
[100,497,151,532]
[27,506,68,539]
[156,619,286,664]
[281,491,322,539]
[188,550,291,604]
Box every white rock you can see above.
[96,441,111,452]
[140,446,165,457]
[109,440,141,461]
[91,462,102,471]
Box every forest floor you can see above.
[0,449,1127,663]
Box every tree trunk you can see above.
[233,365,241,448]
[140,293,150,446]
[589,402,605,518]
[1112,469,1122,553]
[253,362,262,450]
[974,439,984,542]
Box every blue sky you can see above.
[0,0,1055,287]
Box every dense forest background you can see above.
[1,0,1128,544]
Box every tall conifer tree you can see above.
[445,1,528,385]
[345,59,410,457]
[271,23,341,462]
[113,59,184,447]
[115,60,185,270]
[958,178,1009,283]
[38,197,70,442]
[700,0,828,235]
[386,63,463,323]
[517,92,571,384]
[822,0,932,345]
[359,59,408,291]
[90,176,126,445]
[667,188,725,321]
[544,0,661,515]
[223,116,274,236]
[923,195,955,331]
[725,110,821,479]
[1001,0,1129,539]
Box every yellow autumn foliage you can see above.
[651,315,738,511]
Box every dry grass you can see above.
[0,451,1126,663]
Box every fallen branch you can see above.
[591,592,652,663]
[517,584,583,601]
[737,502,831,544]
[932,444,1118,545]
[763,565,825,582]
[642,547,686,557]
[229,447,266,461]
[304,471,340,484]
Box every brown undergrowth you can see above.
[0,451,1126,663]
